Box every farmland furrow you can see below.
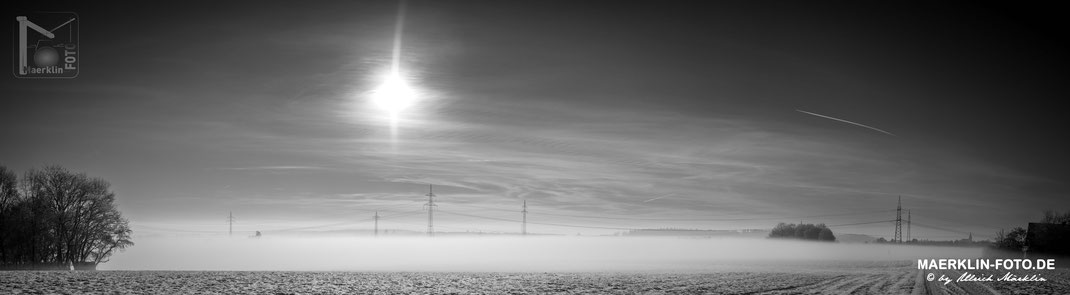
[918,270,948,295]
[742,279,824,295]
[861,272,898,294]
[775,274,856,294]
[841,274,885,294]
[818,273,870,294]
[918,270,1003,295]
[1,265,1064,294]
[877,271,909,293]
[731,273,832,295]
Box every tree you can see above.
[818,227,836,241]
[770,223,796,238]
[769,222,835,242]
[993,227,1027,251]
[803,224,822,240]
[0,166,20,263]
[0,166,16,212]
[1040,210,1070,224]
[0,165,133,269]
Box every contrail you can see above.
[796,109,896,136]
[642,193,674,203]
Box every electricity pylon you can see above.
[424,184,436,237]
[228,211,235,237]
[894,196,903,243]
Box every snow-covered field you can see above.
[4,261,1068,294]
[5,238,1068,294]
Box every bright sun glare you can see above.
[372,73,416,116]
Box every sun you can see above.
[371,73,416,116]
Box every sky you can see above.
[3,1,1069,241]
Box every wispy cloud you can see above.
[146,89,1048,238]
[8,1,1061,241]
[213,166,331,171]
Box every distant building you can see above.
[1026,222,1070,256]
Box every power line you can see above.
[530,209,897,222]
[267,221,355,232]
[438,210,635,230]
[451,202,896,222]
[907,211,987,237]
[910,221,973,235]
[264,208,427,232]
[252,208,429,233]
[826,220,894,227]
[210,192,976,239]
[449,202,896,222]
[134,225,222,234]
[381,209,427,219]
[443,203,906,232]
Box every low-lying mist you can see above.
[103,236,981,271]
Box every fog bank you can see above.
[102,236,982,271]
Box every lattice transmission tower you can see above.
[424,184,436,237]
[894,196,903,243]
[228,211,236,237]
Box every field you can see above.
[4,261,1068,294]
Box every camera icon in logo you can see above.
[14,12,78,78]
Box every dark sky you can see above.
[4,1,1068,239]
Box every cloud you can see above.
[8,2,1058,242]
[69,67,1052,240]
[213,166,331,172]
[129,86,1047,240]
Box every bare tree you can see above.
[1040,210,1070,224]
[993,227,1027,250]
[1,166,133,269]
[0,166,16,212]
[0,165,19,263]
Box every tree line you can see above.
[0,165,133,270]
[991,209,1070,254]
[768,222,836,241]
